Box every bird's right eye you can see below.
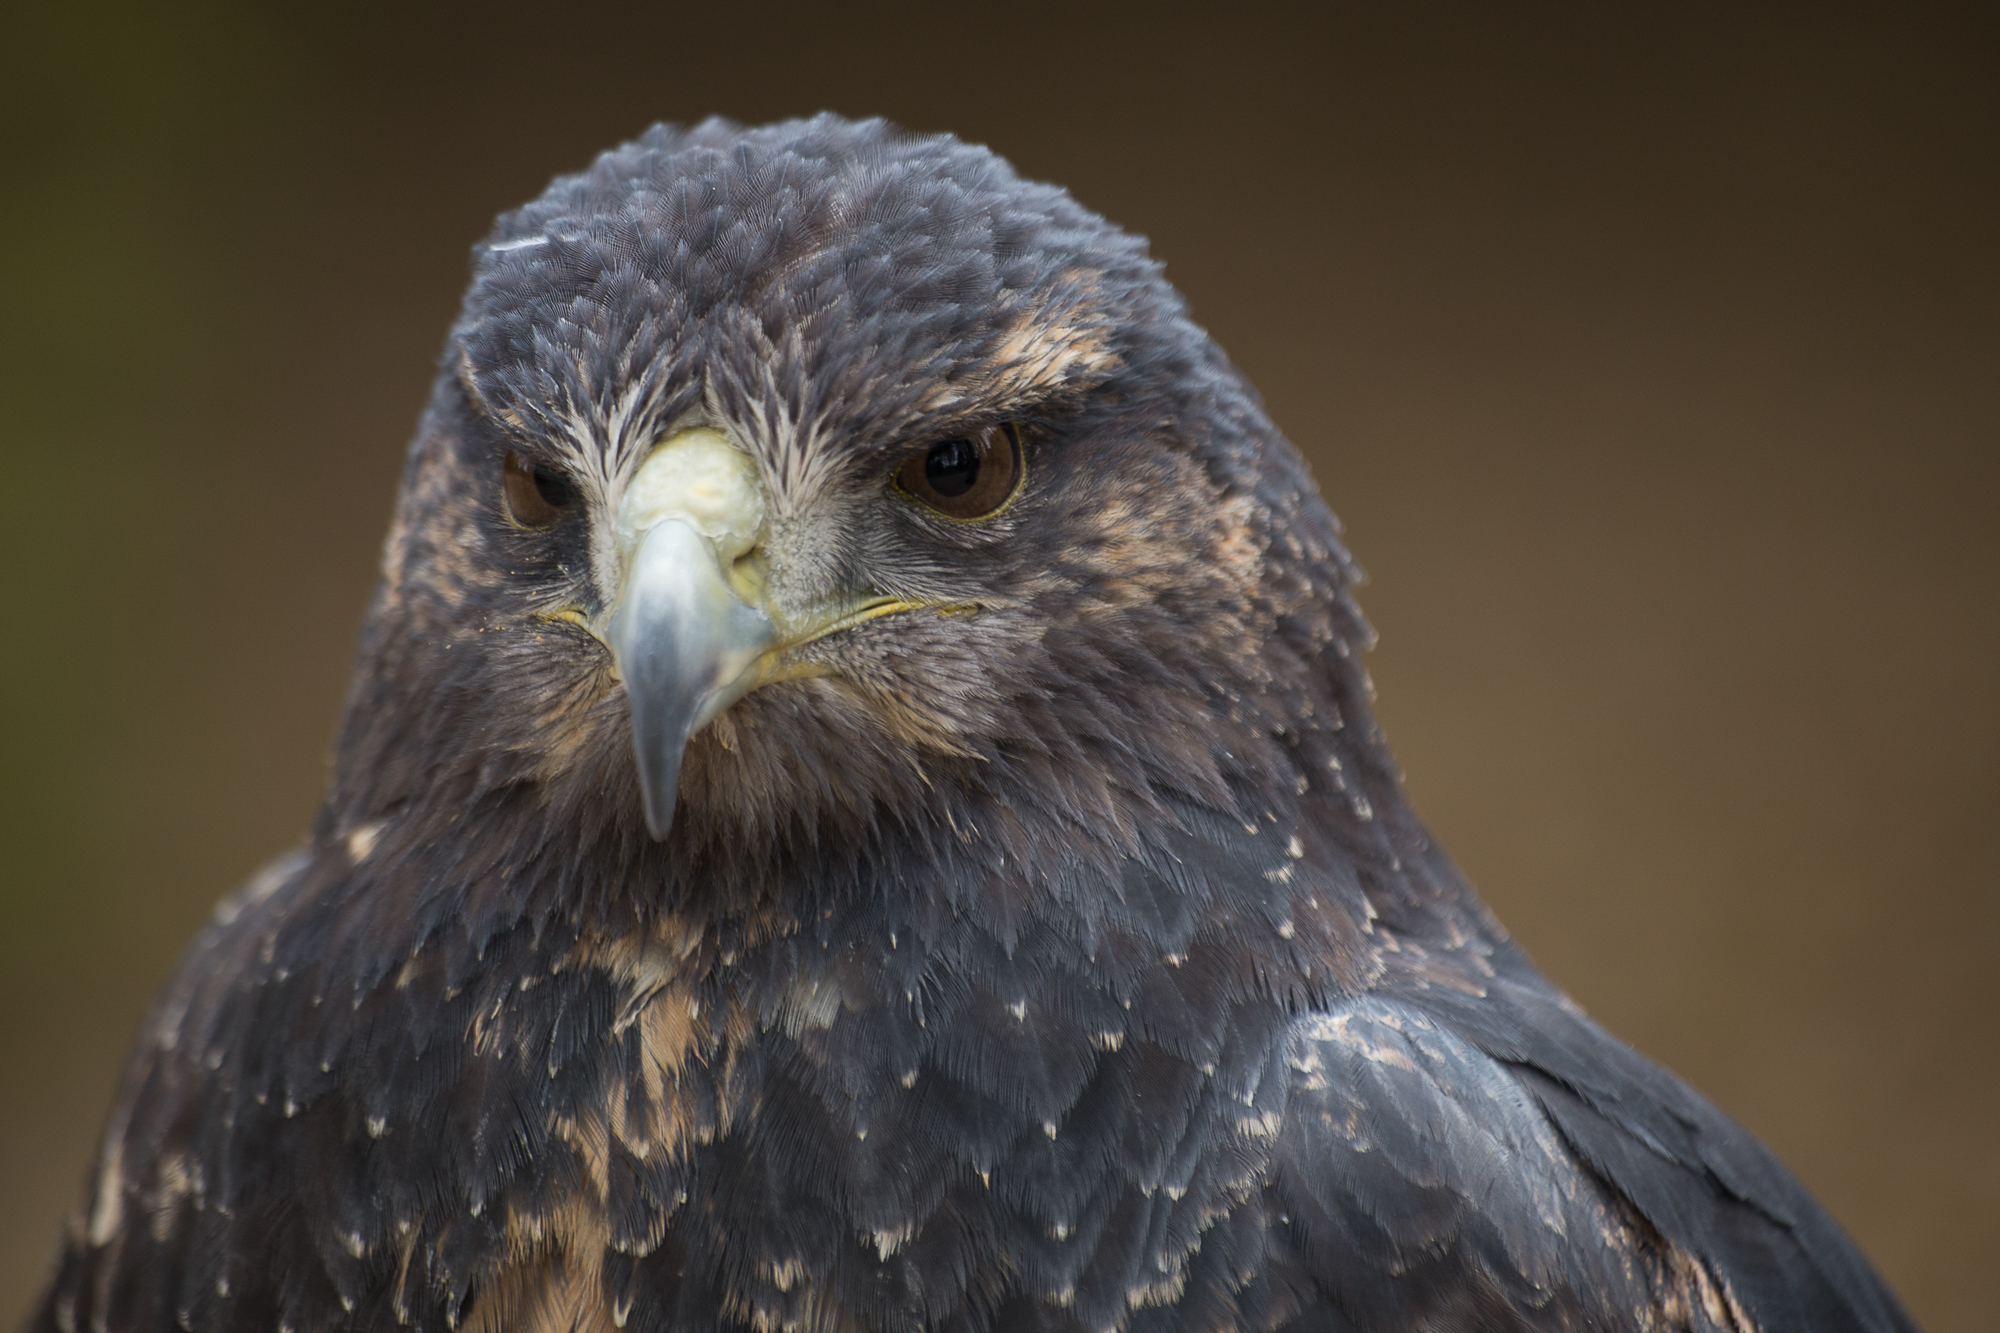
[503,450,578,528]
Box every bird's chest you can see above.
[476,926,1290,1331]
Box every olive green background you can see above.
[3,3,1993,1325]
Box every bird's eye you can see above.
[893,425,1022,520]
[502,449,579,528]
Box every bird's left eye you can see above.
[502,449,579,528]
[893,424,1022,520]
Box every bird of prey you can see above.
[33,116,1916,1333]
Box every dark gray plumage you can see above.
[32,115,1915,1333]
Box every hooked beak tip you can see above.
[640,771,679,842]
[607,517,775,844]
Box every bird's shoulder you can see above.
[1271,945,1918,1332]
[29,841,631,1333]
[33,848,314,1332]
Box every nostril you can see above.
[617,427,766,561]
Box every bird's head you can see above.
[330,116,1376,910]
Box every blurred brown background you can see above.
[3,1,1993,1324]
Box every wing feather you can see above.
[1274,961,1918,1332]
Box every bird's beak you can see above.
[601,429,775,841]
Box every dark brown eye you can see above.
[502,449,578,528]
[893,424,1022,520]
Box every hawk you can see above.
[34,116,1915,1333]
